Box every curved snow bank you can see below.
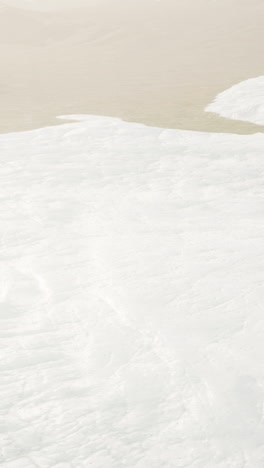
[1,112,264,467]
[206,76,264,125]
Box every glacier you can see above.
[1,80,264,467]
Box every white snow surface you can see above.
[206,76,264,125]
[1,84,264,467]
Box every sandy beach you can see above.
[0,0,263,134]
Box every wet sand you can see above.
[0,0,263,134]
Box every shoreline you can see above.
[0,0,263,135]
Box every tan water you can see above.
[0,0,263,134]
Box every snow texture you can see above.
[1,81,264,467]
[206,76,264,125]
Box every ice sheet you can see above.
[1,82,264,467]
